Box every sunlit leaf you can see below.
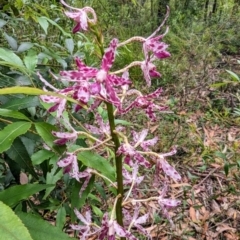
[0,201,33,240]
[0,48,24,67]
[3,33,18,51]
[23,50,38,72]
[0,87,81,105]
[17,42,34,53]
[226,70,240,82]
[37,17,49,34]
[16,212,73,240]
[0,19,7,28]
[65,38,74,55]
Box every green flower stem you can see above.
[90,24,125,238]
[106,102,124,230]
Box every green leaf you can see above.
[77,151,115,181]
[41,16,71,37]
[226,70,240,82]
[3,33,18,51]
[0,19,7,28]
[1,96,40,110]
[65,38,74,55]
[34,122,57,148]
[56,206,66,230]
[17,42,34,53]
[0,184,54,207]
[16,212,73,240]
[23,50,38,72]
[0,121,31,153]
[214,151,227,161]
[43,156,63,199]
[0,87,81,105]
[37,17,49,34]
[224,162,229,176]
[0,201,33,240]
[35,122,66,155]
[71,176,94,221]
[0,48,24,67]
[31,149,55,165]
[0,108,31,121]
[6,137,38,179]
[92,205,103,218]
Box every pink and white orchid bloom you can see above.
[157,184,181,227]
[52,130,78,145]
[141,58,161,87]
[60,39,131,109]
[57,152,79,180]
[60,0,97,33]
[121,88,168,121]
[153,147,181,185]
[143,6,170,61]
[117,129,157,168]
[99,213,137,240]
[71,208,100,240]
[123,204,150,238]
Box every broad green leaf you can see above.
[23,50,38,72]
[226,70,240,82]
[34,122,57,148]
[41,16,71,37]
[16,212,73,240]
[0,122,31,153]
[3,33,18,51]
[34,122,66,154]
[2,96,39,110]
[0,184,53,207]
[0,201,33,240]
[0,108,31,121]
[56,206,66,230]
[92,205,103,218]
[6,137,38,179]
[65,38,74,55]
[31,149,55,165]
[37,17,49,34]
[0,19,7,28]
[77,151,115,181]
[0,87,81,105]
[17,42,34,53]
[0,48,24,67]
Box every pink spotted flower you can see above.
[117,129,158,168]
[60,0,97,33]
[60,39,131,109]
[121,88,168,122]
[99,213,137,240]
[143,7,170,61]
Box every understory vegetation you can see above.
[0,0,239,239]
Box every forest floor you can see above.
[138,54,240,239]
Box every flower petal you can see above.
[101,38,118,71]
